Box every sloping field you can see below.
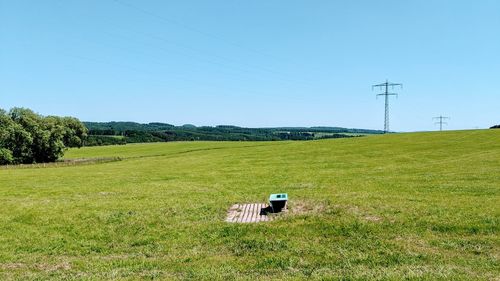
[0,130,499,280]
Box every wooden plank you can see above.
[250,203,256,222]
[245,204,251,223]
[248,204,255,223]
[261,203,268,221]
[240,204,246,223]
[259,203,266,222]
[233,205,240,223]
[251,203,258,222]
[242,204,250,223]
[247,204,255,223]
[237,204,246,223]
[230,204,237,223]
[256,203,261,222]
[226,202,274,223]
[226,204,238,222]
[250,203,257,222]
[234,204,241,223]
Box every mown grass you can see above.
[0,130,499,280]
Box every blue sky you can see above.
[1,0,499,131]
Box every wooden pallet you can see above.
[226,203,273,223]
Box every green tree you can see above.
[60,117,88,147]
[9,108,53,163]
[0,109,33,164]
[0,107,87,165]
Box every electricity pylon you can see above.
[433,116,449,131]
[372,80,402,133]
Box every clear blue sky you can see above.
[1,0,499,131]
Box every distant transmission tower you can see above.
[372,80,402,133]
[433,115,449,131]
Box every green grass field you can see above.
[1,130,499,280]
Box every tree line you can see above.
[0,109,379,164]
[84,122,374,146]
[0,108,87,165]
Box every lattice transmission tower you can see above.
[372,80,403,133]
[433,115,450,131]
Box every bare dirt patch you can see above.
[364,215,382,222]
[288,182,316,190]
[1,261,71,272]
[0,157,122,170]
[99,191,116,196]
[289,200,328,215]
[1,263,25,270]
[36,261,71,272]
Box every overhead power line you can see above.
[109,0,318,88]
[111,0,281,61]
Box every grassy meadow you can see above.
[0,130,499,280]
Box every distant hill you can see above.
[83,122,384,146]
[84,121,175,132]
[491,125,500,129]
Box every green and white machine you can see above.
[269,193,288,213]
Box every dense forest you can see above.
[84,122,383,146]
[491,125,500,129]
[0,108,87,164]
